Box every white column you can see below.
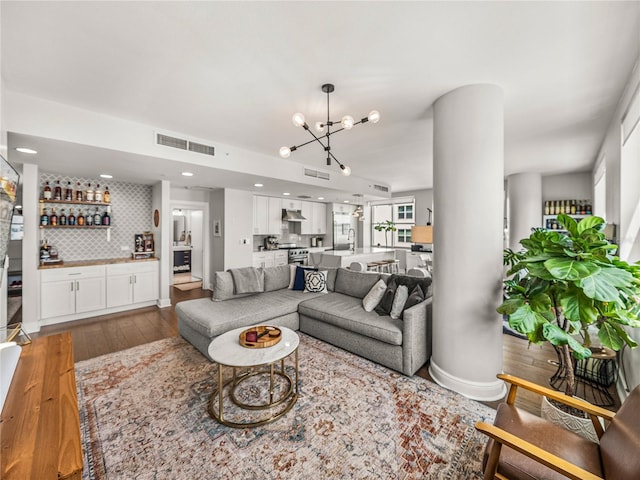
[22,163,40,333]
[507,173,542,252]
[429,84,506,401]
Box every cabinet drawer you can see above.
[41,265,105,282]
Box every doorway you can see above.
[171,202,209,289]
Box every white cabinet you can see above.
[254,196,283,235]
[253,252,275,268]
[312,202,327,234]
[253,195,269,234]
[267,197,283,234]
[301,201,314,235]
[274,250,288,266]
[106,261,159,308]
[282,199,302,211]
[40,265,106,320]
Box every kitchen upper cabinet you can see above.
[253,195,269,234]
[282,199,302,211]
[313,202,327,235]
[267,197,283,234]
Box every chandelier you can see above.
[279,83,380,176]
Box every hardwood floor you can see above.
[36,287,620,416]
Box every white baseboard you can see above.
[429,360,506,401]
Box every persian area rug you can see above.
[76,334,495,479]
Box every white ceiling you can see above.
[2,1,640,196]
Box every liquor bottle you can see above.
[68,208,76,226]
[40,207,49,226]
[544,201,549,215]
[101,209,110,226]
[65,181,73,201]
[586,201,592,215]
[43,181,52,200]
[77,210,85,226]
[54,180,62,200]
[103,186,111,203]
[86,210,93,226]
[76,182,84,201]
[93,208,101,225]
[40,239,50,263]
[59,208,67,225]
[570,200,577,215]
[549,201,555,215]
[94,184,103,203]
[50,208,58,226]
[85,183,94,202]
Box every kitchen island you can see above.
[319,247,396,268]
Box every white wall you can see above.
[541,172,592,203]
[594,54,640,399]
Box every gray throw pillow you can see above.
[362,279,387,312]
[390,285,409,320]
[212,271,254,301]
[402,285,425,318]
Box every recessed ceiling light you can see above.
[100,174,113,179]
[181,172,194,177]
[317,197,324,200]
[343,200,349,203]
[283,192,291,196]
[254,183,263,187]
[15,147,37,154]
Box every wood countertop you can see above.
[39,256,159,269]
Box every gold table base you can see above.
[208,348,298,428]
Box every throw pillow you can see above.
[304,270,328,293]
[402,285,425,318]
[293,266,317,291]
[375,277,398,316]
[362,279,387,312]
[390,285,409,320]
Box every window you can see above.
[370,198,415,248]
[397,205,413,220]
[397,228,412,243]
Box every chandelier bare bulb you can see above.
[341,115,355,130]
[314,121,325,132]
[292,112,306,127]
[279,146,291,158]
[340,164,352,176]
[368,110,380,123]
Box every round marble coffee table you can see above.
[207,325,299,428]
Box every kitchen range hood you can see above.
[282,209,306,222]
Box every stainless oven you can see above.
[279,244,309,265]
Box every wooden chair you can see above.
[475,373,640,479]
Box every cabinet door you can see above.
[300,201,313,235]
[75,276,106,313]
[253,196,269,234]
[267,197,283,234]
[253,253,267,268]
[106,273,133,308]
[40,280,75,319]
[283,199,302,211]
[313,202,327,234]
[133,270,158,303]
[274,251,288,266]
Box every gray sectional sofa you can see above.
[176,265,432,376]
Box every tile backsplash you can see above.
[40,174,152,261]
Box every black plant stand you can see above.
[549,345,617,407]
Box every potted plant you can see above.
[498,214,640,404]
[374,220,397,248]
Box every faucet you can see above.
[348,228,356,252]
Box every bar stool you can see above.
[367,262,381,272]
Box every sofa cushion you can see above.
[390,285,409,320]
[293,266,317,291]
[229,266,264,294]
[213,271,256,301]
[376,274,433,315]
[298,292,403,345]
[178,289,324,338]
[323,267,338,292]
[334,268,381,299]
[264,265,291,292]
[304,270,328,293]
[362,279,387,312]
[402,285,425,319]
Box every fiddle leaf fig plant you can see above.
[374,220,397,248]
[498,214,640,396]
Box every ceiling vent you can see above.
[157,133,187,150]
[188,141,215,156]
[297,195,312,199]
[156,133,215,157]
[373,184,389,193]
[304,168,330,181]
